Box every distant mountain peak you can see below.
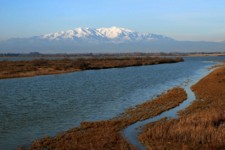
[3,27,208,53]
[40,27,173,42]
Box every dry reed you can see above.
[27,87,187,150]
[139,67,225,149]
[0,57,183,79]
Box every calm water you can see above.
[0,56,224,149]
[123,59,215,149]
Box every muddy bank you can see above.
[139,66,225,149]
[0,57,183,79]
[25,87,187,150]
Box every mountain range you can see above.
[39,27,173,42]
[0,27,225,53]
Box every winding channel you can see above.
[123,66,214,150]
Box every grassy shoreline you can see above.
[139,66,225,149]
[0,56,183,79]
[25,87,187,150]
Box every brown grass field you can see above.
[0,57,183,79]
[25,87,187,150]
[139,66,225,149]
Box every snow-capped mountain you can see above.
[1,27,225,53]
[40,27,173,42]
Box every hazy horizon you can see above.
[1,0,225,42]
[0,26,225,43]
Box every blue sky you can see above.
[1,0,225,41]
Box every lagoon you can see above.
[0,56,224,149]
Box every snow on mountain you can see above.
[1,27,225,53]
[96,27,137,40]
[40,27,173,42]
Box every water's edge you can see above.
[1,57,222,149]
[122,65,214,150]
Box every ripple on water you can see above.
[0,56,223,149]
[123,62,216,149]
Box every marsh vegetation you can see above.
[139,66,225,149]
[0,57,183,79]
[28,87,187,150]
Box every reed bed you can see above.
[0,57,183,79]
[27,87,187,150]
[139,67,225,149]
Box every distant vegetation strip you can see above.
[139,66,225,149]
[1,52,225,58]
[0,56,183,79]
[26,87,187,150]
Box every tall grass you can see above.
[0,57,183,79]
[28,87,187,150]
[139,67,225,149]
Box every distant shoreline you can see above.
[0,56,183,79]
[185,53,225,57]
[1,52,225,59]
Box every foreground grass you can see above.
[0,57,183,79]
[139,67,225,149]
[26,87,187,150]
